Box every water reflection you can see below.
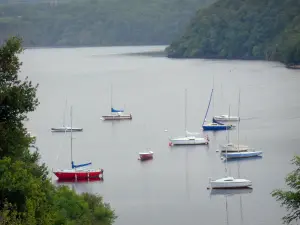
[55,177,103,193]
[209,188,253,225]
[209,187,253,197]
[224,156,263,163]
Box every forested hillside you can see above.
[166,0,300,66]
[0,0,214,47]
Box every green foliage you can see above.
[166,0,300,65]
[272,156,300,224]
[0,37,116,225]
[53,187,116,225]
[0,0,214,47]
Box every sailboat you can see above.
[209,105,252,189]
[51,100,83,132]
[202,88,235,131]
[221,91,263,159]
[53,106,104,181]
[102,84,132,120]
[169,89,209,146]
[213,115,240,122]
[212,82,240,122]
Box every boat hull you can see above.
[53,169,104,180]
[220,144,250,152]
[213,116,240,122]
[139,151,154,161]
[51,127,83,132]
[102,114,132,120]
[210,177,252,189]
[170,137,208,145]
[203,125,234,131]
[223,151,263,159]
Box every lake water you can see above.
[20,46,300,225]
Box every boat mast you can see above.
[237,89,241,151]
[237,89,241,178]
[63,99,67,127]
[185,89,187,136]
[202,88,214,126]
[225,105,230,177]
[212,75,215,117]
[70,106,73,169]
[110,83,113,110]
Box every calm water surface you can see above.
[20,46,300,225]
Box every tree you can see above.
[272,156,300,224]
[0,36,116,225]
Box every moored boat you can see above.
[202,89,235,131]
[53,106,103,181]
[209,177,252,189]
[169,89,209,146]
[213,115,240,122]
[51,126,83,132]
[102,111,132,120]
[169,135,209,145]
[208,105,252,189]
[223,151,263,159]
[220,143,249,152]
[54,168,104,180]
[139,151,154,161]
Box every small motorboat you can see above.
[213,115,240,122]
[139,150,154,161]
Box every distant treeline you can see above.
[166,0,300,66]
[0,0,214,47]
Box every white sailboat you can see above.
[51,100,83,132]
[169,89,209,146]
[222,91,263,159]
[213,82,240,122]
[101,84,132,120]
[209,105,252,189]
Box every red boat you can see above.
[55,176,103,183]
[53,168,104,180]
[139,151,154,161]
[53,106,104,181]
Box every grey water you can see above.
[20,45,300,225]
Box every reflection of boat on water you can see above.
[56,177,103,193]
[56,177,103,184]
[225,155,263,163]
[210,187,253,196]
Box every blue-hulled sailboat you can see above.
[222,90,263,159]
[202,88,235,131]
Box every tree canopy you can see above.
[166,0,300,66]
[0,36,116,225]
[0,0,214,47]
[272,156,300,224]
